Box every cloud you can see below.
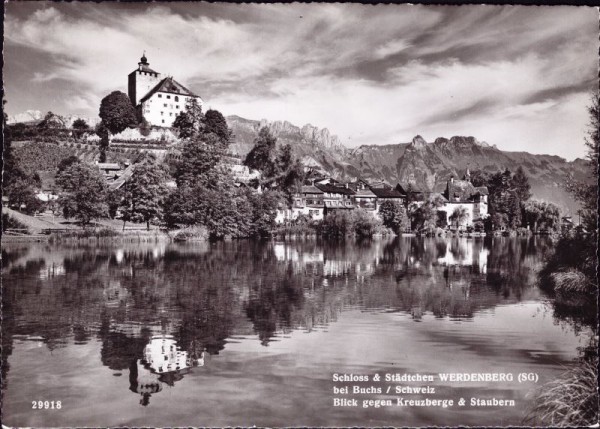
[4,3,597,160]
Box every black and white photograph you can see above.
[1,2,598,427]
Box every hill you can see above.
[226,116,589,215]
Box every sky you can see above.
[4,3,598,160]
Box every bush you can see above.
[320,209,382,238]
[172,226,209,242]
[2,213,29,233]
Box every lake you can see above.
[1,237,591,427]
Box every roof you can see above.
[445,179,487,202]
[315,183,355,195]
[108,164,135,190]
[355,188,376,198]
[369,180,391,189]
[139,77,199,103]
[370,188,405,198]
[97,163,121,170]
[475,186,489,196]
[139,64,159,74]
[301,185,324,194]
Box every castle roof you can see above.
[138,64,159,74]
[445,179,488,202]
[139,77,199,103]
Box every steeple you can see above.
[139,51,149,67]
[464,168,471,181]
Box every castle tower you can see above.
[128,53,161,107]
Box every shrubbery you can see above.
[320,209,383,238]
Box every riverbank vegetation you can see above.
[528,94,598,427]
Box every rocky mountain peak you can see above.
[410,135,428,148]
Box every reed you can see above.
[527,357,598,426]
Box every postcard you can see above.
[2,2,598,427]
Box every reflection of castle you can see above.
[129,336,205,406]
[144,336,190,374]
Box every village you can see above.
[4,54,573,239]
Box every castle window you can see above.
[162,120,165,124]
[175,96,179,102]
[167,95,171,99]
[170,112,172,116]
[158,94,162,98]
[164,103,167,107]
[176,105,179,109]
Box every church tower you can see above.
[128,53,161,107]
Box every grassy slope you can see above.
[3,207,157,234]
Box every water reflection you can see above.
[1,236,578,425]
[129,335,205,406]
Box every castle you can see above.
[128,54,202,127]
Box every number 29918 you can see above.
[32,400,61,410]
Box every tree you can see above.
[511,166,532,202]
[203,109,231,144]
[99,91,138,135]
[173,98,203,139]
[244,127,277,174]
[98,91,137,161]
[95,122,110,163]
[378,200,408,234]
[243,127,303,200]
[6,177,43,214]
[56,162,108,225]
[57,155,81,175]
[120,155,169,230]
[449,206,469,229]
[174,134,226,188]
[469,170,491,188]
[72,118,90,140]
[2,100,28,191]
[410,194,445,232]
[567,94,599,234]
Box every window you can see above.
[164,103,167,107]
[175,96,179,102]
[167,95,171,99]
[161,112,163,115]
[170,112,172,116]
[162,120,165,123]
[158,94,162,98]
[176,105,179,109]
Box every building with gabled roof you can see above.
[439,172,489,229]
[128,54,202,127]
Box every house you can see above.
[292,185,325,220]
[440,171,489,228]
[354,187,378,212]
[128,54,202,127]
[315,183,355,214]
[97,162,122,177]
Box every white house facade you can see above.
[128,54,202,127]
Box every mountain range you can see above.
[226,115,590,215]
[7,109,589,215]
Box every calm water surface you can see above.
[1,237,590,427]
